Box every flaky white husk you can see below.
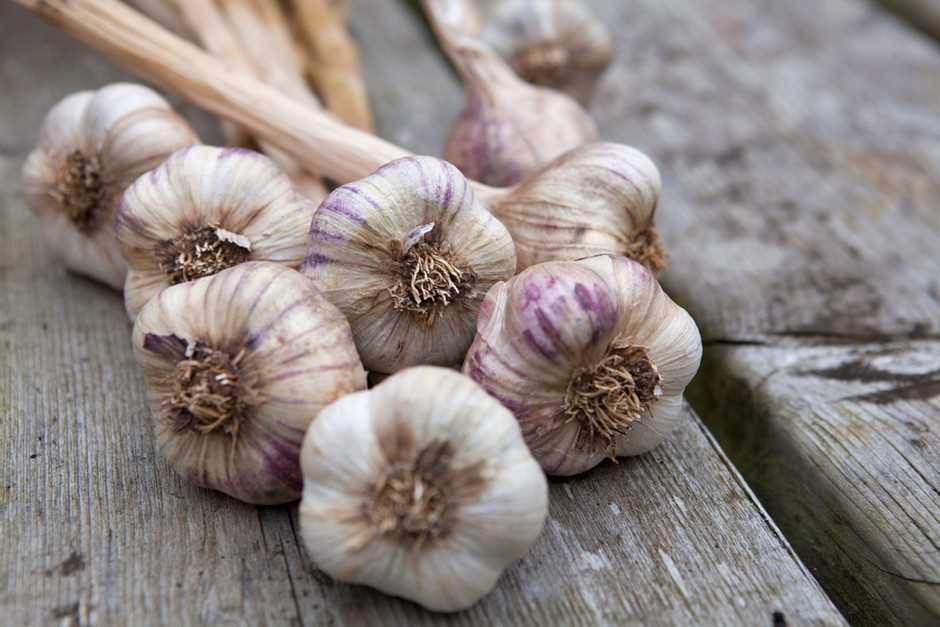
[463,255,701,476]
[441,30,597,187]
[491,142,663,272]
[299,366,548,612]
[132,262,366,504]
[301,156,516,374]
[478,0,613,101]
[117,145,316,318]
[21,83,198,288]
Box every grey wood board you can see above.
[585,0,940,623]
[0,0,845,626]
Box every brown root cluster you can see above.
[624,226,667,274]
[157,225,251,285]
[162,342,261,440]
[511,39,573,88]
[389,241,475,323]
[564,345,661,452]
[54,150,105,233]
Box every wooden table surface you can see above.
[1,0,937,625]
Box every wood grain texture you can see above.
[585,0,940,623]
[0,1,845,625]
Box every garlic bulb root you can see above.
[133,262,366,504]
[117,145,316,319]
[21,83,198,288]
[464,255,701,476]
[300,366,548,612]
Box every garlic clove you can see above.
[490,142,666,273]
[478,0,613,102]
[21,83,198,289]
[299,366,548,612]
[301,156,516,374]
[117,145,316,319]
[132,261,366,504]
[463,255,701,475]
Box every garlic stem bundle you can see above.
[463,255,702,476]
[301,156,516,373]
[423,0,597,187]
[17,0,667,273]
[300,366,548,611]
[132,262,366,504]
[117,145,316,318]
[21,82,199,289]
[477,0,613,102]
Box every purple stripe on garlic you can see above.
[463,255,702,476]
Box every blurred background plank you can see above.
[0,0,846,625]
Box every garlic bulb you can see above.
[488,142,666,273]
[21,83,198,288]
[425,0,597,187]
[301,156,516,374]
[463,255,701,476]
[299,366,548,612]
[117,145,316,319]
[132,262,366,504]
[478,0,613,102]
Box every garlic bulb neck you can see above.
[369,439,459,549]
[163,341,260,438]
[389,228,476,323]
[564,345,661,450]
[624,226,667,274]
[157,225,252,285]
[56,150,105,233]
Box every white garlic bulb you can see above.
[464,255,701,476]
[442,33,597,187]
[132,262,366,504]
[301,156,516,374]
[117,145,316,319]
[299,366,548,612]
[489,142,666,273]
[21,83,198,288]
[478,0,613,102]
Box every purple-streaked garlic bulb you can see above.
[116,145,316,319]
[132,262,366,504]
[423,0,596,187]
[301,156,515,374]
[299,366,548,611]
[478,0,613,102]
[463,255,701,476]
[488,142,666,273]
[21,83,198,288]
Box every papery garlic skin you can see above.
[21,83,198,288]
[442,33,597,187]
[132,262,366,504]
[301,156,516,374]
[299,366,548,612]
[491,142,666,273]
[479,0,613,102]
[463,255,701,476]
[117,145,316,319]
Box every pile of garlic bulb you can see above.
[22,31,699,609]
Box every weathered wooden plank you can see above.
[0,1,846,625]
[586,0,940,623]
